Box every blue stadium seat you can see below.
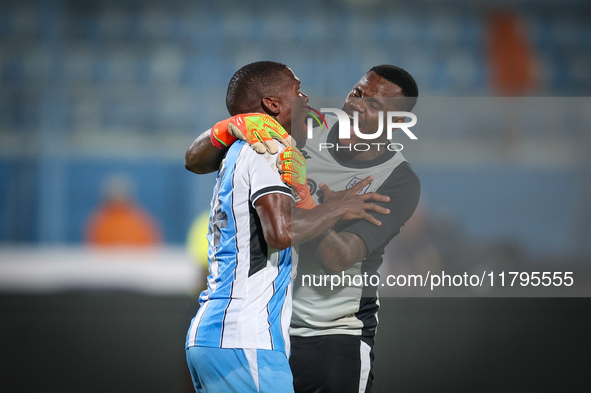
[91,56,110,83]
[77,16,101,43]
[2,57,25,87]
[0,13,12,38]
[134,58,152,86]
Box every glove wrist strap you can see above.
[210,118,237,150]
[295,192,316,210]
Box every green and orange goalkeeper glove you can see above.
[277,147,316,210]
[210,113,293,154]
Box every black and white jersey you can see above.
[291,115,420,338]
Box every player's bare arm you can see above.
[255,179,388,251]
[314,164,421,273]
[278,150,391,271]
[184,129,224,174]
[311,177,385,272]
[185,113,292,174]
[313,231,367,273]
[291,179,389,246]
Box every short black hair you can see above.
[226,61,290,116]
[369,65,419,111]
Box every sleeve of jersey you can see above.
[246,144,295,207]
[341,162,421,255]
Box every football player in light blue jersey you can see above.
[185,61,390,393]
[186,64,420,393]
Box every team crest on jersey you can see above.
[346,177,371,194]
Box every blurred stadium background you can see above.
[0,0,590,392]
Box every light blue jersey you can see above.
[186,140,297,356]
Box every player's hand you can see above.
[319,176,390,226]
[277,147,316,209]
[210,113,293,154]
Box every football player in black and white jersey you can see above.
[186,65,420,393]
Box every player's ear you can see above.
[262,96,281,116]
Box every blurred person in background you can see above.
[186,64,420,393]
[186,210,211,294]
[84,174,162,247]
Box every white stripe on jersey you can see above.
[244,349,259,391]
[358,341,372,393]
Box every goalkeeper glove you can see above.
[210,113,293,154]
[277,147,316,210]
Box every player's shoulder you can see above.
[380,160,421,191]
[234,140,284,176]
[237,140,283,161]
